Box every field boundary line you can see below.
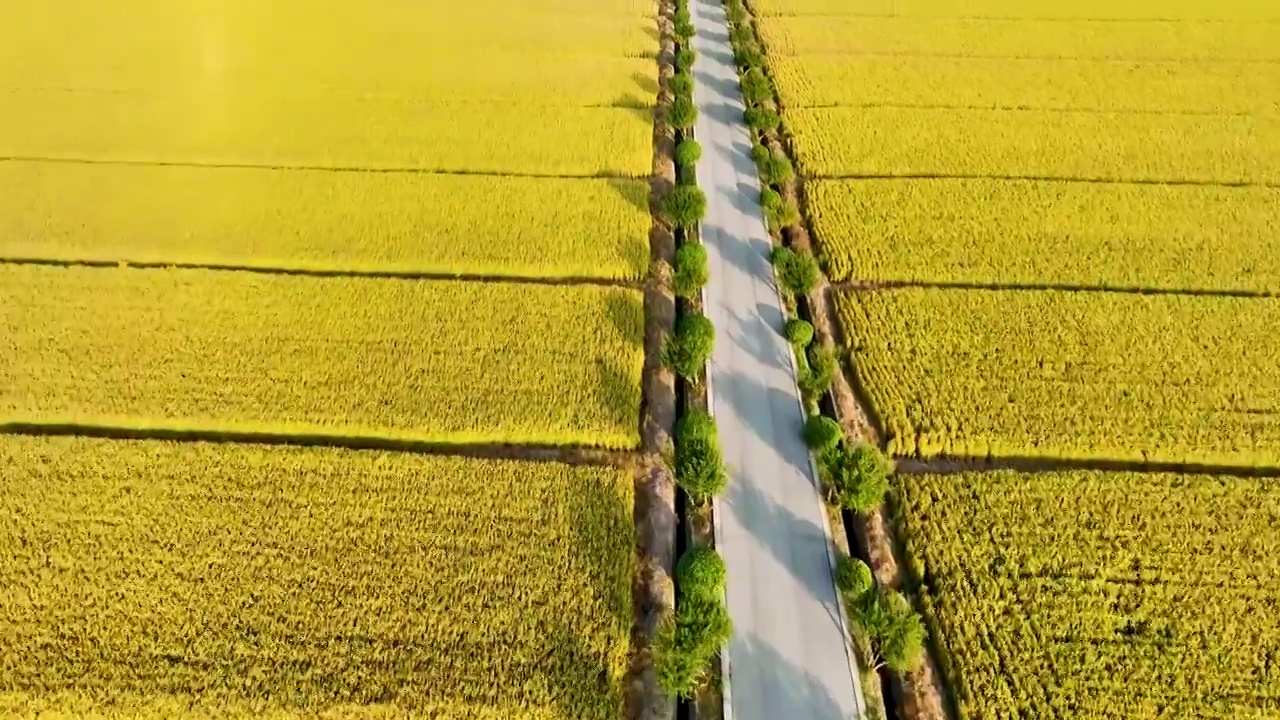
[831,279,1278,299]
[791,102,1266,118]
[761,51,1280,64]
[896,455,1280,478]
[814,172,1280,189]
[0,156,644,181]
[0,256,643,288]
[0,421,636,468]
[757,13,1280,24]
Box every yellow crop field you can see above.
[0,161,650,280]
[2,8,656,69]
[0,1,656,177]
[3,46,655,107]
[751,0,1280,20]
[0,266,646,449]
[809,179,1280,291]
[0,95,651,177]
[786,107,1280,183]
[0,435,633,720]
[769,56,1280,114]
[896,470,1280,720]
[755,16,1280,60]
[835,288,1280,466]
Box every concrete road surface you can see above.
[688,0,867,718]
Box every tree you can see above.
[664,314,715,380]
[739,67,773,105]
[803,415,842,453]
[822,441,893,513]
[783,318,813,348]
[770,246,820,296]
[745,105,781,134]
[848,589,926,674]
[653,593,733,698]
[673,242,709,298]
[669,72,694,99]
[676,546,727,599]
[673,410,727,504]
[834,556,873,599]
[664,185,707,228]
[670,95,698,129]
[674,138,702,167]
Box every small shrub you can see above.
[675,138,702,166]
[675,48,696,72]
[740,67,773,105]
[800,344,838,400]
[758,148,795,186]
[730,25,755,49]
[664,314,715,381]
[744,105,780,134]
[762,190,799,229]
[664,185,707,228]
[669,72,694,98]
[674,410,727,504]
[727,3,749,24]
[823,442,893,513]
[673,242,709,298]
[850,589,926,674]
[734,42,765,69]
[770,246,821,296]
[759,186,783,216]
[674,7,691,25]
[835,556,874,599]
[653,593,733,698]
[750,143,770,165]
[669,95,698,129]
[675,19,695,39]
[803,415,842,452]
[784,317,813,347]
[677,547,727,599]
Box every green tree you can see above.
[803,415,842,453]
[664,313,715,380]
[670,95,698,129]
[822,441,893,513]
[675,138,702,167]
[834,556,874,599]
[849,589,926,674]
[664,185,707,228]
[673,410,727,504]
[676,546,727,599]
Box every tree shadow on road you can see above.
[730,631,855,720]
[724,462,845,631]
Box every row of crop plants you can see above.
[0,1,688,719]
[728,0,1280,719]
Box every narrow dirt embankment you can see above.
[630,1,680,718]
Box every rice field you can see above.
[753,0,1280,714]
[835,288,1280,466]
[896,470,1280,720]
[0,0,658,276]
[0,436,634,720]
[809,179,1280,290]
[0,0,660,713]
[0,162,651,279]
[1,265,645,449]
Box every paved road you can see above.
[688,1,867,719]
